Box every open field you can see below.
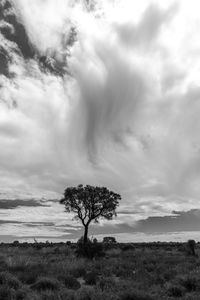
[0,241,200,299]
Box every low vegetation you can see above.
[0,239,199,299]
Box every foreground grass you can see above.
[0,241,200,299]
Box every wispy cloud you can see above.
[1,0,200,239]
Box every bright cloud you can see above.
[1,0,200,240]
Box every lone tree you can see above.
[60,184,121,244]
[187,239,196,256]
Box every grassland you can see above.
[0,241,200,299]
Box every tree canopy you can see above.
[60,184,121,243]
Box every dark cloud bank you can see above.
[87,209,200,236]
[57,209,200,240]
[0,199,51,209]
[1,209,200,242]
[135,209,200,233]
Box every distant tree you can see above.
[60,184,121,244]
[103,236,117,244]
[187,239,196,256]
[13,240,19,246]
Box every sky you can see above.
[1,0,200,242]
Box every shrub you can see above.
[76,238,104,259]
[58,275,81,290]
[187,240,196,256]
[121,244,135,252]
[184,294,200,300]
[0,285,13,300]
[13,241,20,246]
[75,287,93,300]
[71,266,86,278]
[103,237,117,250]
[98,276,116,291]
[167,284,185,297]
[0,257,7,272]
[33,243,43,250]
[38,290,75,300]
[15,287,30,300]
[180,275,199,292]
[84,271,98,285]
[6,255,30,273]
[103,237,117,244]
[163,269,177,281]
[105,248,121,257]
[59,289,75,300]
[18,263,46,284]
[31,277,60,291]
[119,290,154,300]
[0,272,21,290]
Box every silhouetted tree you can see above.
[60,184,121,244]
[187,239,196,256]
[103,236,117,244]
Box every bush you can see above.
[119,290,154,300]
[13,241,20,246]
[167,284,185,297]
[59,289,75,300]
[84,271,98,285]
[180,275,199,292]
[187,240,196,256]
[18,263,46,284]
[76,237,104,259]
[0,257,7,272]
[98,276,116,291]
[0,272,21,290]
[163,269,177,281]
[121,244,135,252]
[15,287,31,300]
[184,294,200,300]
[0,285,13,300]
[31,277,60,291]
[103,237,117,250]
[7,256,30,273]
[58,275,81,290]
[70,265,86,278]
[75,287,93,300]
[103,237,117,244]
[105,248,121,257]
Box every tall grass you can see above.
[0,242,199,299]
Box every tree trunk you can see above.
[83,224,89,244]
